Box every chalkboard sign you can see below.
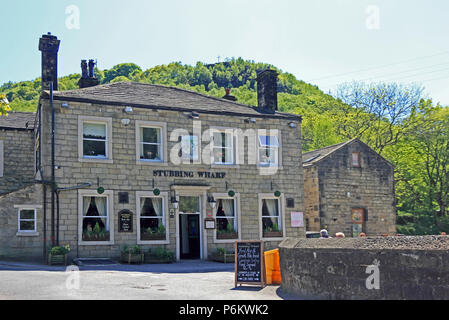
[234,240,265,287]
[118,210,133,233]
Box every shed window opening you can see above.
[140,127,162,161]
[262,198,282,236]
[82,196,109,241]
[18,209,36,232]
[181,135,199,162]
[258,135,279,166]
[352,152,361,167]
[212,132,234,164]
[83,122,107,158]
[140,197,165,240]
[216,199,238,239]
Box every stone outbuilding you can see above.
[302,139,396,237]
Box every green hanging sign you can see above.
[274,190,281,197]
[153,188,161,196]
[228,190,235,197]
[97,187,105,195]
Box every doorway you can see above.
[178,196,201,260]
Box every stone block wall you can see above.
[303,166,320,231]
[0,129,35,194]
[279,236,449,300]
[0,184,45,261]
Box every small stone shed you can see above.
[302,139,396,237]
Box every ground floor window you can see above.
[139,196,166,241]
[18,208,36,233]
[216,198,238,240]
[261,198,283,238]
[82,196,110,242]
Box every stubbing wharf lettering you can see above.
[153,170,226,179]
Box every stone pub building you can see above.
[0,34,305,261]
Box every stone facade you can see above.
[33,97,305,261]
[303,139,396,237]
[0,184,44,261]
[0,128,35,194]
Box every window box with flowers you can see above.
[120,245,144,264]
[48,245,70,266]
[141,225,166,241]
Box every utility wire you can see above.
[309,50,449,81]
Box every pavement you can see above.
[0,260,301,300]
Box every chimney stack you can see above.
[257,69,278,112]
[222,88,237,102]
[39,33,60,91]
[78,59,100,89]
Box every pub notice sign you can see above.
[234,240,265,288]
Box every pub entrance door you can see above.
[179,196,201,260]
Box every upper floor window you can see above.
[352,152,361,167]
[136,121,167,164]
[258,135,280,167]
[83,122,107,158]
[78,116,113,162]
[140,127,162,161]
[212,130,234,165]
[181,135,200,162]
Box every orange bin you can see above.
[264,249,282,285]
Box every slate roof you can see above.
[302,139,356,167]
[0,112,36,130]
[302,138,395,168]
[41,82,301,120]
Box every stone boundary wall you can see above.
[279,236,449,300]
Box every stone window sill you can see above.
[16,232,39,237]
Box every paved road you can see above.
[0,261,299,300]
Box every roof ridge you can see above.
[302,139,354,156]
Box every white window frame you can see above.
[136,191,170,245]
[14,205,42,236]
[78,189,114,245]
[180,135,200,162]
[257,129,282,168]
[210,128,236,166]
[78,116,113,163]
[212,193,241,244]
[136,120,167,165]
[257,135,280,167]
[258,193,286,241]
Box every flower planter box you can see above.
[263,231,283,238]
[141,233,166,241]
[217,232,238,240]
[210,253,235,263]
[144,255,174,264]
[48,253,67,266]
[82,234,110,242]
[120,252,144,264]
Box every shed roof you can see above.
[41,82,301,121]
[302,138,395,168]
[0,112,36,130]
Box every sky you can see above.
[1,0,449,105]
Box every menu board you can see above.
[234,240,265,287]
[118,210,133,233]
